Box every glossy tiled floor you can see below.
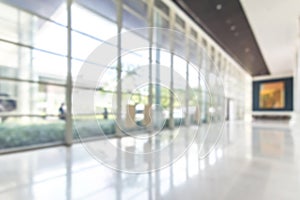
[1,121,300,200]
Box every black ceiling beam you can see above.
[173,0,270,76]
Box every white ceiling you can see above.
[240,0,300,76]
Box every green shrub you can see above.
[0,120,116,149]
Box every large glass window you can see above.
[0,80,65,149]
[188,63,200,125]
[71,0,118,140]
[0,0,252,152]
[173,55,186,125]
[0,1,67,150]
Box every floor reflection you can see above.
[252,126,294,160]
[0,122,300,200]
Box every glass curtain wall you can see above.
[188,29,201,125]
[121,0,149,131]
[173,56,187,126]
[71,0,118,139]
[0,0,67,150]
[0,0,252,152]
[200,39,209,123]
[152,0,171,129]
[172,14,188,126]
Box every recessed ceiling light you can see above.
[245,48,250,53]
[216,4,222,10]
[226,19,232,24]
[230,25,236,31]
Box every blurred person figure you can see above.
[59,103,66,120]
[103,107,108,119]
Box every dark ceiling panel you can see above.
[173,0,270,76]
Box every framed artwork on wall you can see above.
[253,77,293,111]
